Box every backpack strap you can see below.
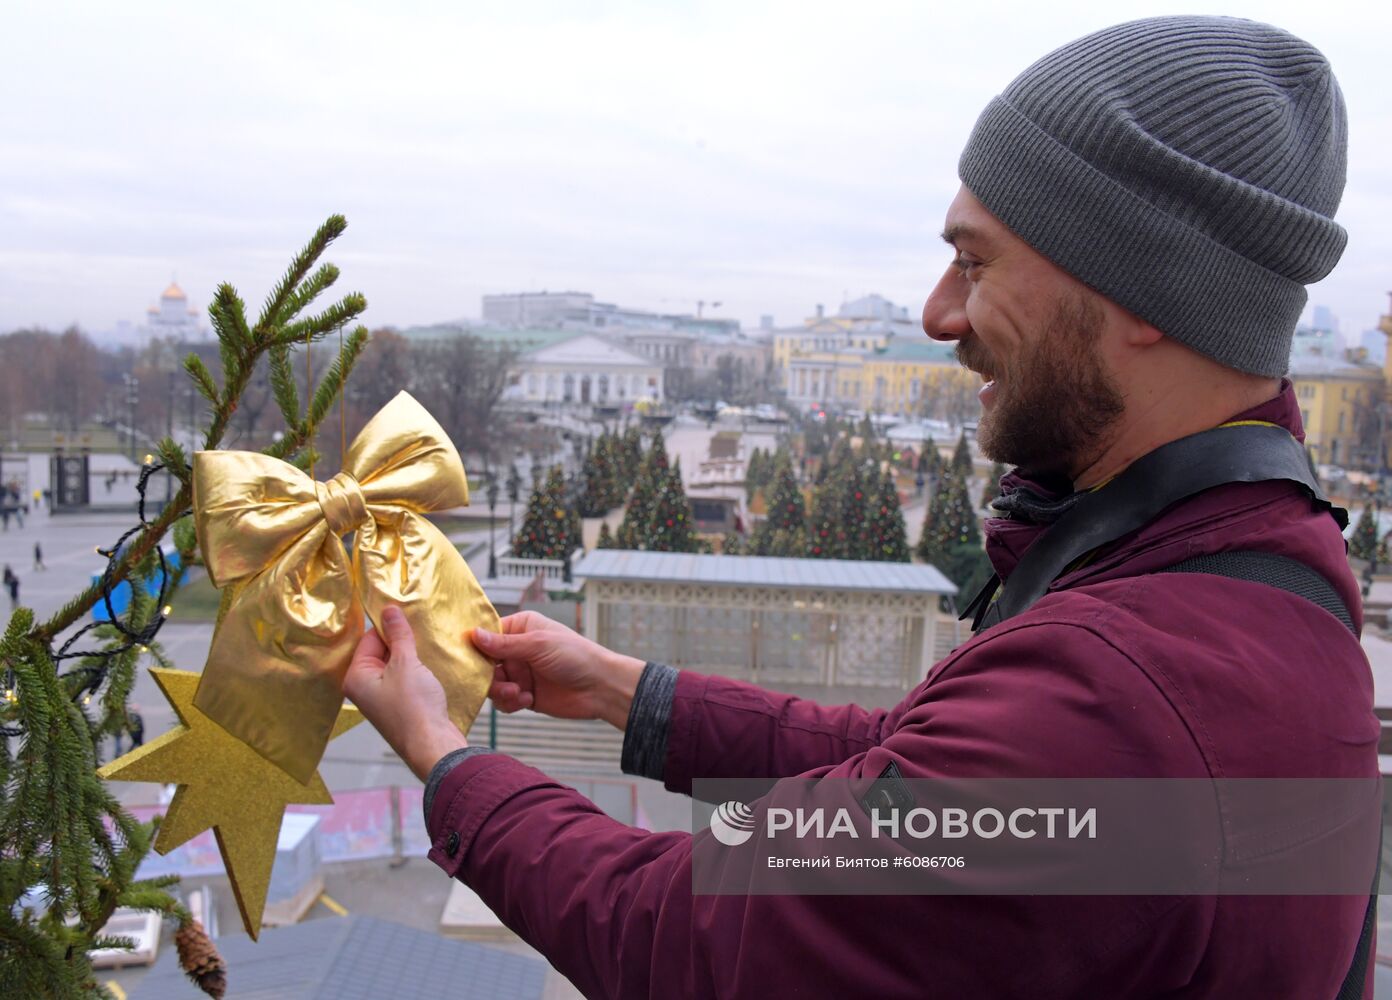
[971,423,1342,633]
[1156,549,1357,637]
[1158,548,1372,999]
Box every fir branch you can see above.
[308,325,368,427]
[276,292,368,346]
[256,214,347,335]
[208,283,251,346]
[156,437,190,487]
[184,353,220,405]
[277,261,340,323]
[287,447,322,474]
[268,344,301,425]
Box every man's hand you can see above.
[472,611,645,731]
[343,606,467,782]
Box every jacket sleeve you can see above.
[426,622,1214,999]
[649,669,903,794]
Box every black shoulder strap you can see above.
[1157,550,1357,636]
[1338,864,1378,1000]
[973,424,1341,633]
[1159,548,1372,1000]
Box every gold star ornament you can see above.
[99,669,363,938]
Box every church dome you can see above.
[162,281,186,300]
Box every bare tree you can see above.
[412,333,518,470]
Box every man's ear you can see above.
[1123,314,1165,348]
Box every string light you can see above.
[162,605,173,617]
[2,459,183,740]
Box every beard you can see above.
[957,291,1124,478]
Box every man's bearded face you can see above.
[956,291,1125,477]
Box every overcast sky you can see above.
[2,1,1389,343]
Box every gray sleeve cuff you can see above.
[422,745,498,824]
[620,662,678,781]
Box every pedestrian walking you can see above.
[3,566,17,611]
[127,708,145,749]
[33,542,44,571]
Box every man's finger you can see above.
[351,626,388,667]
[379,606,418,665]
[472,626,534,659]
[498,612,535,635]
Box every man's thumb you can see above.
[379,606,418,664]
[472,627,529,658]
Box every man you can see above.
[346,17,1377,998]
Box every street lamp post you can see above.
[506,458,522,547]
[165,370,175,503]
[487,478,500,580]
[122,374,139,461]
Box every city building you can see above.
[782,331,977,422]
[785,346,868,412]
[839,293,912,322]
[482,290,739,337]
[772,307,896,373]
[1289,352,1383,468]
[860,338,976,420]
[505,333,664,405]
[142,281,202,341]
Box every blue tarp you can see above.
[90,547,187,622]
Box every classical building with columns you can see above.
[507,334,664,405]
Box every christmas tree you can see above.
[838,462,873,560]
[762,451,805,533]
[916,464,980,565]
[615,431,700,552]
[621,425,644,482]
[1350,506,1379,562]
[806,464,852,559]
[514,465,578,560]
[981,461,1007,509]
[868,470,911,562]
[579,431,621,517]
[1,217,368,996]
[952,431,973,476]
[745,447,766,501]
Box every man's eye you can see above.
[951,255,981,275]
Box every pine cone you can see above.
[175,919,228,999]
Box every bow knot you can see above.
[190,391,500,782]
[316,471,369,535]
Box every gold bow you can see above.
[192,391,499,783]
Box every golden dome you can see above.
[162,281,186,300]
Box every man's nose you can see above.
[922,266,971,341]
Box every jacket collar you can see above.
[983,378,1306,581]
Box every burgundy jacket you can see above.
[426,381,1378,998]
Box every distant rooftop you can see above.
[400,324,579,351]
[575,550,956,595]
[1288,353,1382,379]
[872,338,958,363]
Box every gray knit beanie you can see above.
[959,16,1347,377]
